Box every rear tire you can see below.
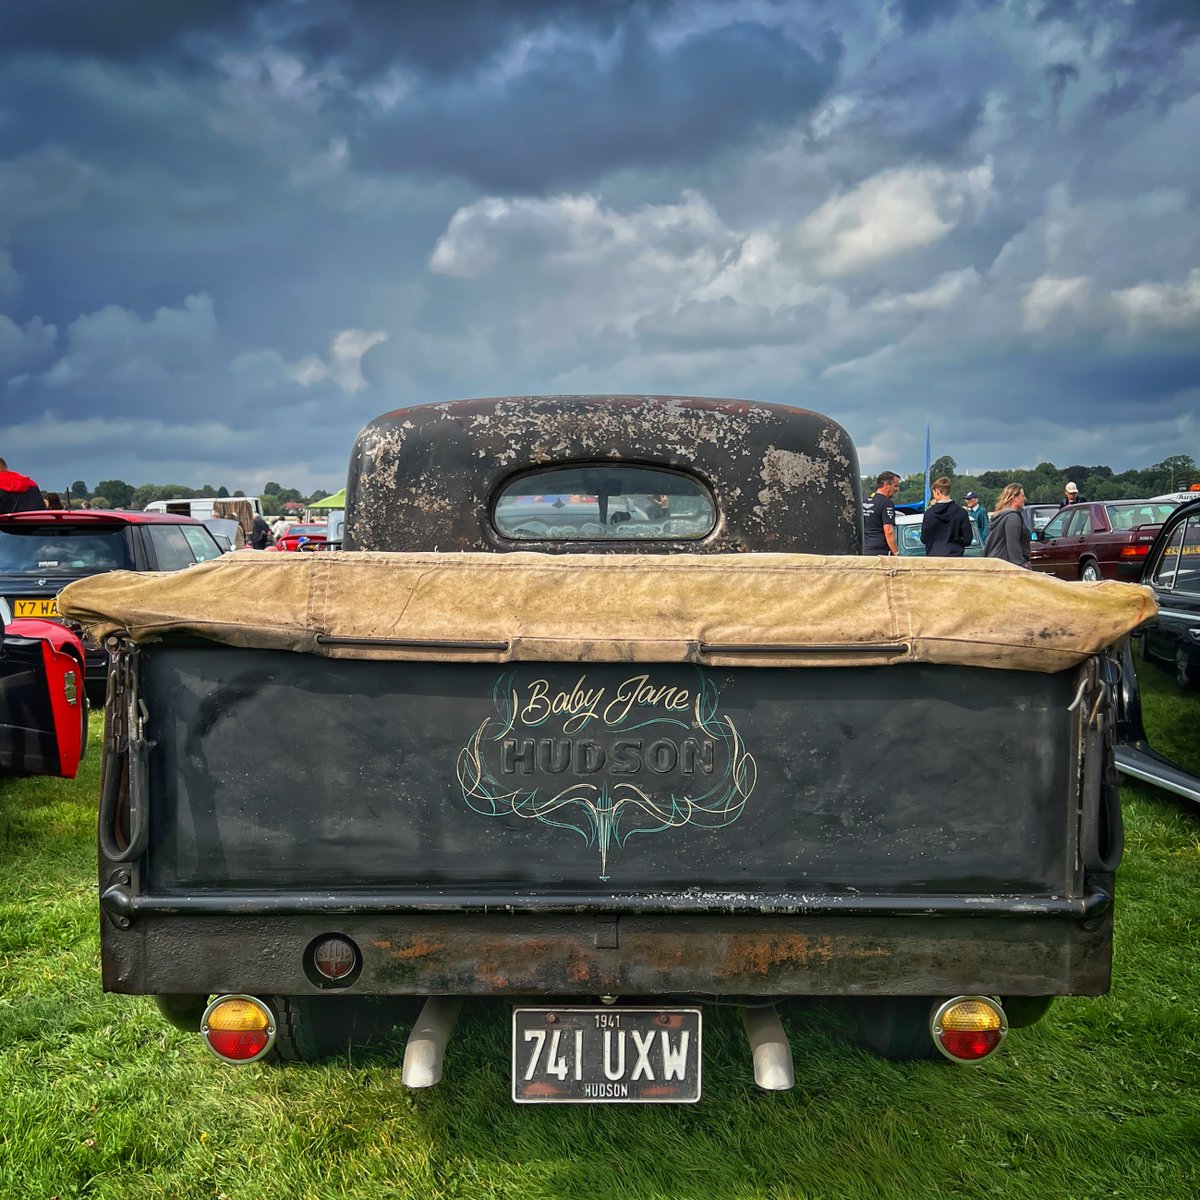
[853,997,941,1061]
[1080,561,1102,582]
[268,996,404,1063]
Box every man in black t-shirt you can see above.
[862,471,901,555]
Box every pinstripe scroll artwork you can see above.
[457,668,758,879]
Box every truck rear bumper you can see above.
[100,907,1114,998]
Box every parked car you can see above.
[1150,489,1200,506]
[0,510,224,697]
[894,510,983,557]
[1,597,88,778]
[1138,498,1200,688]
[1029,500,1178,582]
[272,523,329,552]
[1022,504,1060,534]
[202,517,244,552]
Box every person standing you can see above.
[250,512,273,550]
[920,477,973,557]
[963,491,989,546]
[271,514,289,541]
[862,471,901,556]
[983,484,1031,566]
[1059,481,1081,507]
[0,457,44,513]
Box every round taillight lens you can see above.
[931,997,1007,1063]
[313,935,358,982]
[202,995,276,1063]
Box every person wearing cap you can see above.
[1059,481,1082,507]
[963,490,988,545]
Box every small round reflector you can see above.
[312,935,358,982]
[201,995,276,1063]
[931,996,1007,1063]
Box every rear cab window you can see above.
[492,465,715,542]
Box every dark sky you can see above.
[1,0,1197,494]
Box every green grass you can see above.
[2,664,1198,1200]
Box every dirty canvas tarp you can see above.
[57,551,1156,674]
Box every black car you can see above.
[1139,498,1200,689]
[0,510,223,697]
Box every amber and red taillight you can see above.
[930,996,1008,1062]
[201,995,276,1063]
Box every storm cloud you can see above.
[1,0,1197,496]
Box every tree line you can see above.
[865,455,1198,509]
[60,480,331,511]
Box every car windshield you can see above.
[493,465,715,541]
[1104,503,1177,531]
[0,525,132,573]
[287,525,326,537]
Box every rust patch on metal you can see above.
[718,934,892,977]
[382,938,447,960]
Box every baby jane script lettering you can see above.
[456,666,757,879]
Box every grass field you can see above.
[1,658,1197,1200]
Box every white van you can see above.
[144,497,263,542]
[144,497,264,520]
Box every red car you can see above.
[1,599,88,778]
[1029,500,1179,582]
[0,509,224,697]
[272,523,329,552]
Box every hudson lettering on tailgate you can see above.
[457,667,757,879]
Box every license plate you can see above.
[13,598,58,618]
[512,1006,701,1104]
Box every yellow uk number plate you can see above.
[13,598,59,618]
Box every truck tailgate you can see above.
[143,647,1076,896]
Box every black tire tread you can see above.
[268,995,403,1063]
[854,996,943,1061]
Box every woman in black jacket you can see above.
[983,483,1031,566]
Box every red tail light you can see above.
[930,997,1008,1063]
[1120,545,1150,558]
[202,995,276,1063]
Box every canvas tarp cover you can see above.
[56,551,1156,674]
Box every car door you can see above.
[1080,504,1117,577]
[1030,509,1074,577]
[1145,510,1200,684]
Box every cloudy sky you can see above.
[1,0,1198,497]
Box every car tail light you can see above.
[311,935,359,983]
[202,995,276,1063]
[1120,545,1150,558]
[930,996,1007,1062]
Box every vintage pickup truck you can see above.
[61,396,1156,1102]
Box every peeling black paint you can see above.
[344,395,862,554]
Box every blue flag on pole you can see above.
[923,422,931,507]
